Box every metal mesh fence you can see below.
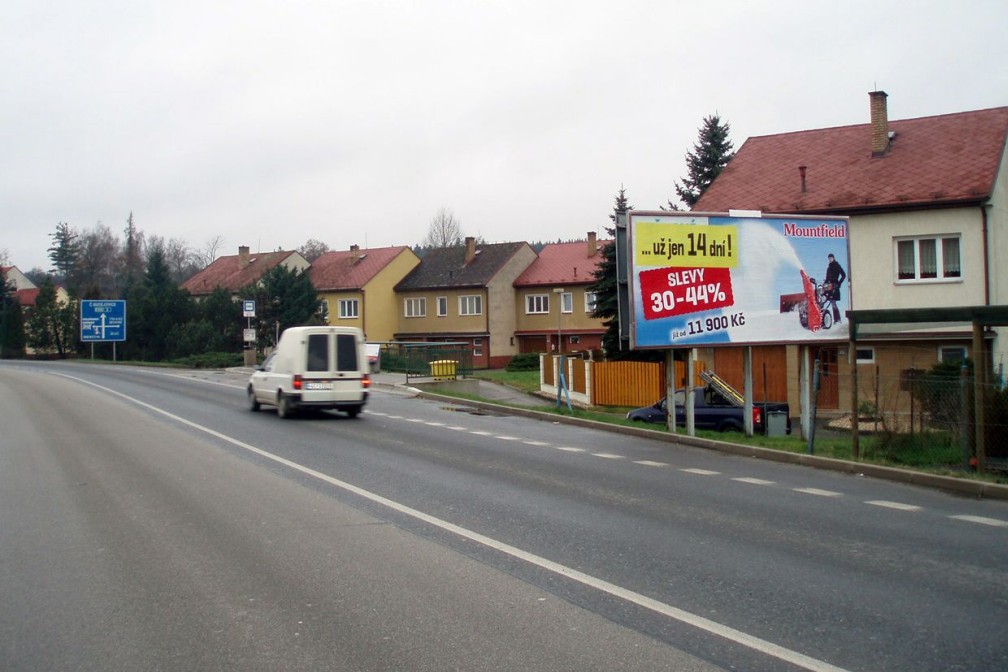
[378,342,474,381]
[813,364,1008,475]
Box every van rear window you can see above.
[336,334,358,372]
[307,334,329,371]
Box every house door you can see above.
[816,347,840,410]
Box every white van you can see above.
[248,326,371,418]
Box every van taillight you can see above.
[362,374,372,388]
[293,374,303,390]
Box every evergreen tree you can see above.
[590,188,631,359]
[123,241,194,361]
[121,211,146,293]
[25,278,77,358]
[47,222,82,294]
[1,273,26,358]
[241,265,320,353]
[672,114,735,209]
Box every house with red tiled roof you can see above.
[309,245,420,342]
[394,237,537,368]
[180,246,310,297]
[512,232,610,354]
[693,91,1008,412]
[1,265,70,309]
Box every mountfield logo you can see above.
[783,222,846,238]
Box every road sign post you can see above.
[80,300,127,361]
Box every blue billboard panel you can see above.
[627,212,850,348]
[80,300,127,342]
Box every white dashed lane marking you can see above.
[866,500,922,512]
[733,477,776,486]
[950,515,1008,527]
[794,488,843,498]
[375,410,1007,529]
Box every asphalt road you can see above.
[2,361,1006,672]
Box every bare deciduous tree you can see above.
[200,235,225,268]
[297,238,330,262]
[78,222,120,298]
[422,207,463,248]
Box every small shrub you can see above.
[506,353,541,371]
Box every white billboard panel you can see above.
[627,211,850,348]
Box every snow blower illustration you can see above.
[779,270,834,332]
[797,269,834,332]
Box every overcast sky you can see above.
[4,0,1007,273]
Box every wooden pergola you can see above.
[847,305,1008,470]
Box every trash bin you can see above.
[430,360,457,381]
[766,410,788,437]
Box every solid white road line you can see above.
[57,372,851,672]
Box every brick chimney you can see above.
[238,245,250,269]
[587,231,597,256]
[464,236,477,264]
[870,90,890,156]
[350,244,360,263]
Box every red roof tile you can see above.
[694,106,1008,214]
[15,288,39,307]
[514,238,611,287]
[181,249,305,295]
[309,246,414,290]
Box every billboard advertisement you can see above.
[627,211,849,348]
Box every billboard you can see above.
[627,211,849,348]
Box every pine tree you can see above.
[672,114,735,209]
[47,221,81,293]
[590,188,631,358]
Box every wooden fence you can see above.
[541,356,706,408]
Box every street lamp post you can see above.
[553,287,564,354]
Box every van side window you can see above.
[335,334,358,372]
[307,334,329,371]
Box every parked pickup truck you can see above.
[627,385,791,434]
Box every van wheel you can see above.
[247,387,260,412]
[345,406,361,418]
[277,393,294,419]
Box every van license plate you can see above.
[305,382,333,390]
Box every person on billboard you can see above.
[823,253,846,323]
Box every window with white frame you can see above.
[437,296,448,317]
[473,338,483,357]
[459,295,482,316]
[584,291,598,313]
[526,294,549,314]
[855,347,875,364]
[560,292,573,314]
[317,299,329,322]
[404,297,426,318]
[895,235,961,281]
[338,298,359,319]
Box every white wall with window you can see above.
[895,235,961,282]
[848,208,985,310]
[338,298,359,319]
[459,294,482,316]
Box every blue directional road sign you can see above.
[80,300,127,342]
